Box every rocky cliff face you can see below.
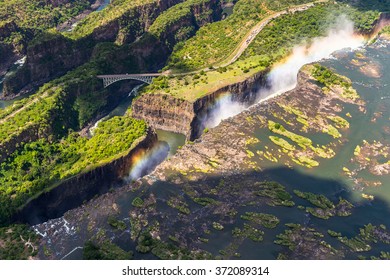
[0,21,26,74]
[2,0,186,98]
[2,34,92,98]
[122,0,221,74]
[13,129,158,224]
[132,94,195,138]
[0,43,17,75]
[132,69,269,140]
[191,70,269,139]
[0,123,52,163]
[155,0,222,49]
[374,13,390,36]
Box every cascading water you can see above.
[204,16,366,129]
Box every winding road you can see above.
[166,0,330,75]
[218,1,325,67]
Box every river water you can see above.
[29,39,390,260]
[0,56,26,108]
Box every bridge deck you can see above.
[97,73,162,78]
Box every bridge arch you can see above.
[97,74,161,88]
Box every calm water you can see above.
[96,0,111,11]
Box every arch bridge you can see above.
[97,73,162,88]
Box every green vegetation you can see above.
[0,224,39,259]
[241,212,280,228]
[64,0,155,40]
[0,116,147,224]
[193,197,218,206]
[212,222,224,231]
[136,232,213,259]
[167,0,267,71]
[322,124,341,138]
[232,223,264,242]
[168,0,315,71]
[269,136,295,151]
[294,190,334,209]
[83,240,133,260]
[149,0,211,39]
[268,120,335,164]
[327,230,342,237]
[330,224,390,253]
[167,197,190,214]
[132,197,145,208]
[0,0,90,31]
[311,64,360,101]
[254,181,295,207]
[107,216,127,231]
[371,252,390,260]
[294,191,354,219]
[143,2,379,101]
[274,223,340,258]
[339,0,390,12]
[327,115,350,129]
[381,25,390,36]
[0,0,91,50]
[242,3,378,60]
[337,236,372,252]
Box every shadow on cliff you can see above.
[140,166,390,259]
[146,167,390,240]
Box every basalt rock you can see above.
[132,69,269,140]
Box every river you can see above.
[31,37,390,260]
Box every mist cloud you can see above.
[206,15,365,128]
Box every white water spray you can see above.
[126,142,170,182]
[206,16,365,128]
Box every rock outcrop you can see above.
[132,69,269,140]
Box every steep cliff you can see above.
[2,34,92,97]
[0,43,17,75]
[132,69,269,140]
[132,94,195,138]
[2,0,186,98]
[12,129,158,224]
[0,21,31,71]
[116,0,222,74]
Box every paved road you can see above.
[219,0,329,68]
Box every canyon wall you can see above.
[132,69,269,140]
[1,0,186,98]
[13,129,158,224]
